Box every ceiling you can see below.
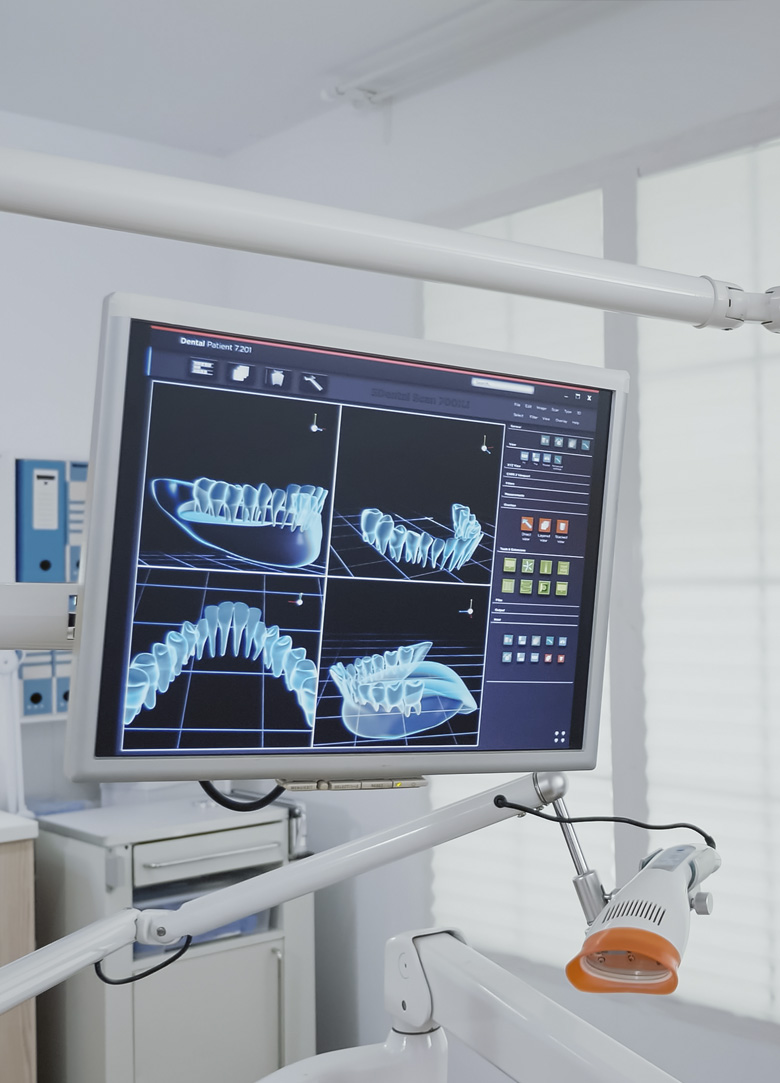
[0,0,630,156]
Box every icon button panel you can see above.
[495,627,572,668]
[229,363,253,384]
[265,367,291,389]
[190,358,217,378]
[300,372,328,394]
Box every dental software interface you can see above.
[95,320,613,760]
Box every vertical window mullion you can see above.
[602,169,651,885]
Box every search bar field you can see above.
[471,377,535,395]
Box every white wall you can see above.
[0,109,233,506]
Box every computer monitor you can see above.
[66,294,627,782]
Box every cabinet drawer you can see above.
[133,822,286,887]
[133,937,283,1082]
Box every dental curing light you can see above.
[566,844,721,994]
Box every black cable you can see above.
[199,779,285,811]
[94,937,193,986]
[493,796,717,850]
[97,784,285,988]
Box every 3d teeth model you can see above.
[329,641,477,740]
[123,601,317,728]
[359,503,483,573]
[187,477,328,530]
[151,478,328,568]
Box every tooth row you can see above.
[359,503,483,573]
[124,601,317,728]
[332,646,480,738]
[188,477,327,532]
[330,642,431,717]
[330,641,477,722]
[330,665,425,718]
[347,641,432,686]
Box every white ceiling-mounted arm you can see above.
[0,147,778,332]
[698,276,780,331]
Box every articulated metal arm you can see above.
[135,772,565,946]
[0,772,565,1014]
[0,910,139,1017]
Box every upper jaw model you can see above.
[151,476,328,568]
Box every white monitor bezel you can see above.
[66,293,628,782]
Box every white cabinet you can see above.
[34,798,315,1083]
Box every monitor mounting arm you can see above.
[0,771,566,1013]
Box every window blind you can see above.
[638,140,780,1020]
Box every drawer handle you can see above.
[141,842,281,870]
[273,946,284,1067]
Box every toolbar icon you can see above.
[301,372,328,394]
[190,358,215,378]
[230,364,251,383]
[265,368,290,389]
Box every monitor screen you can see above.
[66,294,627,782]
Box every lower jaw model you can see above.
[151,477,328,567]
[123,600,317,728]
[329,641,478,740]
[359,503,483,574]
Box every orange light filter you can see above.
[566,927,681,994]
